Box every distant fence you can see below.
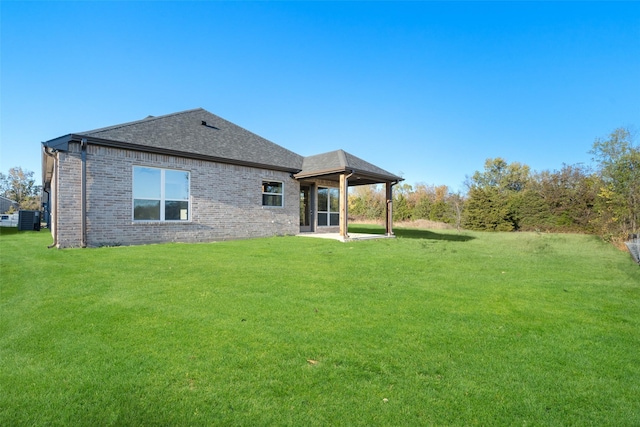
[626,234,640,265]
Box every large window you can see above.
[318,187,339,226]
[133,166,190,221]
[262,181,283,207]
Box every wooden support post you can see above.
[385,182,394,236]
[339,174,349,238]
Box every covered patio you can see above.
[294,149,403,240]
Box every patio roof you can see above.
[295,149,402,185]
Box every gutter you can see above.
[42,146,58,248]
[294,167,403,183]
[55,134,303,175]
[42,139,89,248]
[345,170,355,181]
[81,138,87,248]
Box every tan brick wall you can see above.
[55,143,300,247]
[55,149,83,247]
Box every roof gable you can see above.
[76,108,304,172]
[43,108,401,184]
[297,149,401,184]
[0,195,17,204]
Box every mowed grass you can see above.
[1,226,639,426]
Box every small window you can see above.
[133,166,190,221]
[262,181,283,207]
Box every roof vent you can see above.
[201,120,219,130]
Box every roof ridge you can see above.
[337,149,348,168]
[79,107,205,135]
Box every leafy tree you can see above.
[590,128,640,240]
[530,164,599,232]
[464,186,514,231]
[348,182,462,226]
[0,167,41,211]
[509,187,551,231]
[393,183,414,221]
[463,158,531,231]
[428,185,451,223]
[412,184,433,219]
[469,157,531,192]
[348,184,385,220]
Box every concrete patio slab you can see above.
[297,232,395,242]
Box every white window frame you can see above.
[262,180,284,207]
[132,166,190,222]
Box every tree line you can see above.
[349,127,639,243]
[0,167,41,212]
[2,128,637,243]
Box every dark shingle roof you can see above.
[296,149,402,184]
[77,108,304,172]
[43,108,401,183]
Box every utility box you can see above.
[18,210,41,231]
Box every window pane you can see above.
[318,212,328,226]
[165,170,189,200]
[330,213,340,226]
[262,194,283,207]
[165,201,189,220]
[133,167,161,199]
[300,187,310,226]
[317,187,328,211]
[329,188,340,212]
[134,199,160,220]
[262,181,283,194]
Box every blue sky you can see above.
[1,1,638,192]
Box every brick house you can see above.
[42,108,401,248]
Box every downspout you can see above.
[81,138,87,248]
[387,180,400,236]
[345,170,355,215]
[42,146,58,249]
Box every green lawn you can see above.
[1,226,639,426]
